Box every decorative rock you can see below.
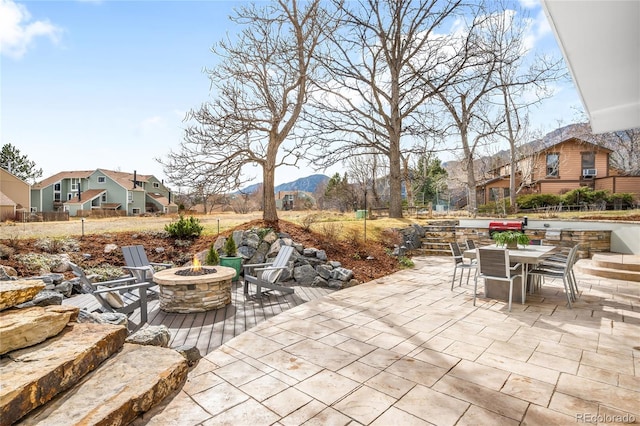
[331,267,354,282]
[104,243,119,253]
[16,290,63,308]
[0,280,45,311]
[126,325,171,347]
[245,233,261,249]
[293,264,317,285]
[78,310,128,326]
[327,279,344,289]
[17,343,188,426]
[0,265,17,279]
[155,246,165,254]
[51,254,71,273]
[173,344,202,366]
[316,249,327,261]
[316,264,333,280]
[0,305,79,355]
[54,281,73,298]
[303,248,318,257]
[312,276,328,287]
[328,261,342,268]
[262,230,278,244]
[0,322,128,425]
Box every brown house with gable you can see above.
[477,137,640,205]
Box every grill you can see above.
[488,220,526,236]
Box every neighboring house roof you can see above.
[536,137,613,154]
[65,189,107,205]
[99,169,152,191]
[0,191,16,207]
[146,192,176,206]
[32,170,94,189]
[101,203,122,210]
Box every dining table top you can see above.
[463,244,556,264]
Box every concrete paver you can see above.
[139,256,640,425]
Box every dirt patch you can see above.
[1,220,401,283]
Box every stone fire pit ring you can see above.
[152,265,236,313]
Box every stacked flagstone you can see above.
[0,279,189,425]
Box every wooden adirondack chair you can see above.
[69,262,154,324]
[121,245,172,285]
[243,245,295,297]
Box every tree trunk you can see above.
[263,144,279,222]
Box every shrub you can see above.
[320,222,343,241]
[205,243,220,265]
[223,236,237,257]
[379,228,403,248]
[301,214,320,232]
[0,243,15,259]
[516,193,562,209]
[398,256,414,268]
[34,237,80,254]
[164,215,203,238]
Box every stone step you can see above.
[0,322,128,424]
[574,259,640,282]
[19,343,189,425]
[591,253,640,272]
[0,305,79,355]
[0,280,45,311]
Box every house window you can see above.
[153,182,160,188]
[70,178,79,191]
[132,208,141,214]
[98,176,106,183]
[101,193,107,202]
[30,207,38,213]
[581,152,596,178]
[546,153,559,177]
[128,191,133,202]
[54,182,61,202]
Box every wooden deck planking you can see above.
[64,279,336,355]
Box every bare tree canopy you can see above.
[305,0,472,218]
[160,0,332,222]
[428,1,564,214]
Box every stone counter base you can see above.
[158,279,232,313]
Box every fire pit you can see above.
[152,259,235,313]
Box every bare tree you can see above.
[306,0,473,218]
[491,9,565,212]
[160,0,331,223]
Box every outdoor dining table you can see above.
[464,244,556,303]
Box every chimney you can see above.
[133,170,137,189]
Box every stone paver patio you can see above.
[135,256,639,425]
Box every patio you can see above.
[126,255,639,425]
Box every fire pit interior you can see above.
[152,258,235,313]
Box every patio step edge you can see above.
[19,343,189,425]
[574,258,640,282]
[591,253,640,272]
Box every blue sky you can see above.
[1,0,583,187]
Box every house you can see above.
[0,168,31,221]
[478,137,640,205]
[30,169,178,216]
[275,190,314,210]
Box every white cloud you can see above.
[518,0,540,9]
[138,116,165,137]
[0,0,62,59]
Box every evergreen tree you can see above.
[0,144,43,183]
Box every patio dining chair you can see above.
[528,244,580,308]
[475,247,523,311]
[449,242,477,290]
